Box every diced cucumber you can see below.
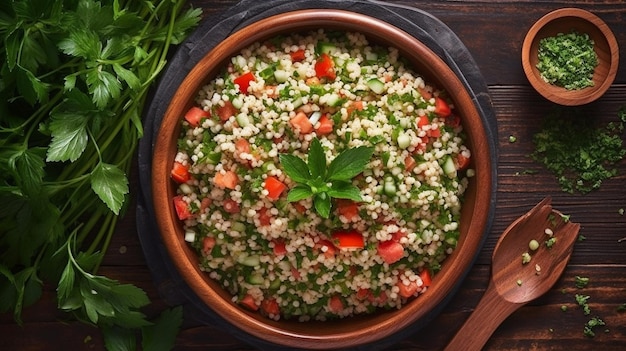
[325,92,341,107]
[318,42,336,55]
[231,221,246,232]
[274,69,289,83]
[231,96,244,109]
[397,132,411,149]
[246,272,264,285]
[443,156,457,178]
[365,51,378,62]
[268,277,281,290]
[384,176,397,196]
[184,230,195,243]
[367,78,385,94]
[292,96,303,109]
[309,111,322,125]
[236,113,251,127]
[237,254,260,267]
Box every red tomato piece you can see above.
[316,239,336,259]
[377,240,405,264]
[445,114,461,128]
[257,207,272,226]
[239,294,258,311]
[420,269,432,287]
[214,170,238,189]
[331,230,364,249]
[170,161,190,183]
[289,111,313,134]
[202,236,216,255]
[173,195,192,220]
[336,199,359,221]
[328,295,344,314]
[260,298,280,316]
[455,154,471,170]
[272,239,287,256]
[315,114,334,135]
[222,198,240,214]
[434,96,451,117]
[216,100,238,122]
[235,138,251,153]
[200,197,212,213]
[397,279,420,298]
[356,288,371,301]
[184,106,210,127]
[234,71,255,94]
[427,127,441,138]
[404,155,416,173]
[264,176,287,201]
[314,53,336,81]
[291,266,301,280]
[290,49,306,62]
[292,202,307,214]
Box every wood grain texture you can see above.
[2,1,625,350]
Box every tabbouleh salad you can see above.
[170,30,473,321]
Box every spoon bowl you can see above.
[445,197,580,351]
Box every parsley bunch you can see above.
[279,138,374,218]
[0,0,200,347]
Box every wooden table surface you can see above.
[3,1,626,350]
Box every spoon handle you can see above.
[444,280,523,351]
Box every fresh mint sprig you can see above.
[279,138,374,218]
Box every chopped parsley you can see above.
[536,31,598,90]
[530,108,626,194]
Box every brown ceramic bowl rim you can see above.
[152,9,492,349]
[521,7,619,106]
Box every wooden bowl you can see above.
[522,8,619,106]
[152,9,493,349]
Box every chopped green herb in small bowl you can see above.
[522,8,619,106]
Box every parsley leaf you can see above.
[280,137,373,218]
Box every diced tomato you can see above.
[328,295,344,314]
[272,239,287,256]
[336,199,359,221]
[173,195,192,220]
[455,153,471,170]
[391,230,407,242]
[234,71,255,94]
[222,198,240,214]
[418,87,433,100]
[216,100,238,122]
[434,96,451,117]
[427,127,441,138]
[239,294,258,311]
[331,230,364,249]
[184,106,210,127]
[260,298,280,316]
[291,266,302,280]
[368,290,388,305]
[306,76,321,86]
[445,114,461,128]
[200,197,212,213]
[170,161,190,183]
[314,53,336,81]
[420,269,432,287]
[264,176,287,201]
[257,207,272,226]
[214,170,238,189]
[202,236,216,255]
[290,49,306,62]
[235,138,251,153]
[315,114,334,135]
[356,288,371,301]
[265,85,279,99]
[404,155,416,173]
[292,202,307,214]
[289,111,313,134]
[397,279,420,298]
[417,115,429,128]
[377,240,405,264]
[316,239,336,259]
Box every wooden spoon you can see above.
[445,197,580,351]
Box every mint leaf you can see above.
[46,111,88,162]
[327,181,362,201]
[280,154,311,183]
[308,138,326,179]
[314,193,331,218]
[327,145,373,181]
[91,163,129,215]
[287,185,313,202]
[142,306,183,351]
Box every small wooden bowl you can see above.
[522,8,619,106]
[152,9,493,349]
